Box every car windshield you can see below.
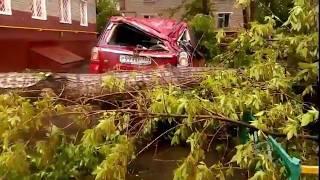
[107,23,167,51]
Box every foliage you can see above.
[0,67,318,179]
[96,0,120,34]
[189,14,220,61]
[181,0,213,21]
[255,0,294,27]
[214,0,318,92]
[230,135,288,179]
[208,0,319,178]
[0,94,134,180]
[101,75,126,92]
[166,0,214,21]
[173,133,207,180]
[166,0,220,61]
[0,0,318,179]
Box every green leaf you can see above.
[226,168,234,177]
[255,111,265,117]
[301,113,313,127]
[300,107,319,126]
[298,62,315,69]
[235,0,251,8]
[177,98,187,114]
[171,129,181,145]
[216,29,226,43]
[218,171,226,180]
[215,144,224,152]
[300,48,308,58]
[97,116,116,136]
[249,170,266,180]
[302,85,314,96]
[283,118,299,140]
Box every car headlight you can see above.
[178,51,189,66]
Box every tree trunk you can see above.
[249,0,256,22]
[242,8,249,29]
[0,67,219,100]
[202,0,209,15]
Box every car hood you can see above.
[109,16,188,42]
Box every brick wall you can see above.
[121,0,184,18]
[10,0,96,24]
[121,0,243,30]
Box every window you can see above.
[142,13,156,19]
[143,0,155,3]
[217,13,231,28]
[107,23,165,51]
[59,0,71,24]
[80,0,88,26]
[31,0,47,20]
[0,0,11,15]
[178,30,191,42]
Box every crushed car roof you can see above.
[109,16,187,41]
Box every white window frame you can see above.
[59,0,72,24]
[143,0,156,3]
[0,0,12,15]
[80,0,88,26]
[32,0,47,20]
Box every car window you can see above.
[105,23,167,51]
[98,22,114,46]
[178,29,191,42]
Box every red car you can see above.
[89,16,203,73]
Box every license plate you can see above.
[119,55,152,65]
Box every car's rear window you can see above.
[109,24,159,48]
[98,23,167,51]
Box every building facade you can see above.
[0,0,97,72]
[119,0,243,31]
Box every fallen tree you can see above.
[0,0,318,179]
[0,67,216,100]
[0,65,318,180]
